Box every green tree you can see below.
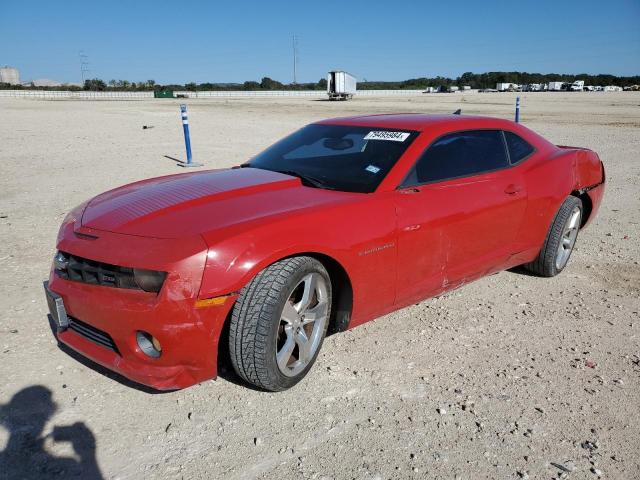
[243,81,261,90]
[83,78,107,91]
[260,77,283,90]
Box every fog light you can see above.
[136,331,161,358]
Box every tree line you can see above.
[1,71,638,91]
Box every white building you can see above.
[0,66,20,85]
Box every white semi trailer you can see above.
[548,81,565,91]
[327,71,356,100]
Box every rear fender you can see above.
[556,146,605,190]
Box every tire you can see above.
[228,256,332,391]
[525,196,583,277]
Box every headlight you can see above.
[133,269,167,293]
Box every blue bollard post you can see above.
[178,104,202,167]
[515,96,521,123]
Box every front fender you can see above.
[199,235,349,299]
[198,222,353,300]
[196,194,399,327]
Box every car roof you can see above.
[314,113,518,132]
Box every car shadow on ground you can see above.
[507,265,541,277]
[0,385,104,479]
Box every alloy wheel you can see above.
[276,273,329,377]
[555,206,581,270]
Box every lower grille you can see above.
[68,317,119,354]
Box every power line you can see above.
[292,35,298,84]
[79,51,90,83]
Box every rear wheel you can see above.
[525,196,582,277]
[228,256,331,391]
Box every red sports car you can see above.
[45,114,605,391]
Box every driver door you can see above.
[394,129,528,305]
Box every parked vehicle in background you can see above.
[523,83,544,92]
[327,71,356,100]
[449,86,459,93]
[497,83,521,92]
[603,85,623,92]
[548,81,565,91]
[570,80,585,91]
[423,87,437,93]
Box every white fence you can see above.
[173,90,325,98]
[0,90,154,99]
[0,89,427,100]
[357,89,425,96]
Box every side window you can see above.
[403,130,509,186]
[504,131,535,164]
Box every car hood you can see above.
[81,168,350,239]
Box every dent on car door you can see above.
[394,129,528,305]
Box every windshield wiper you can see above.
[239,165,334,190]
[273,170,335,190]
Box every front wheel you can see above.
[228,256,332,391]
[525,196,582,277]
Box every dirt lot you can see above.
[0,92,638,480]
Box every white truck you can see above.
[548,81,565,91]
[496,83,521,92]
[327,71,356,100]
[570,80,585,91]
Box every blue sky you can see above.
[1,0,638,84]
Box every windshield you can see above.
[246,124,419,193]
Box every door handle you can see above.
[504,184,523,195]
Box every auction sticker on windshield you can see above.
[364,131,410,142]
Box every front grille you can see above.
[55,251,138,289]
[68,316,119,354]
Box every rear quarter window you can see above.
[504,131,535,164]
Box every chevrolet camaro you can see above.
[44,114,605,391]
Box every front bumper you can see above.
[47,222,235,390]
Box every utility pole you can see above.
[79,51,90,84]
[292,35,298,84]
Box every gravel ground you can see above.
[0,92,638,480]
